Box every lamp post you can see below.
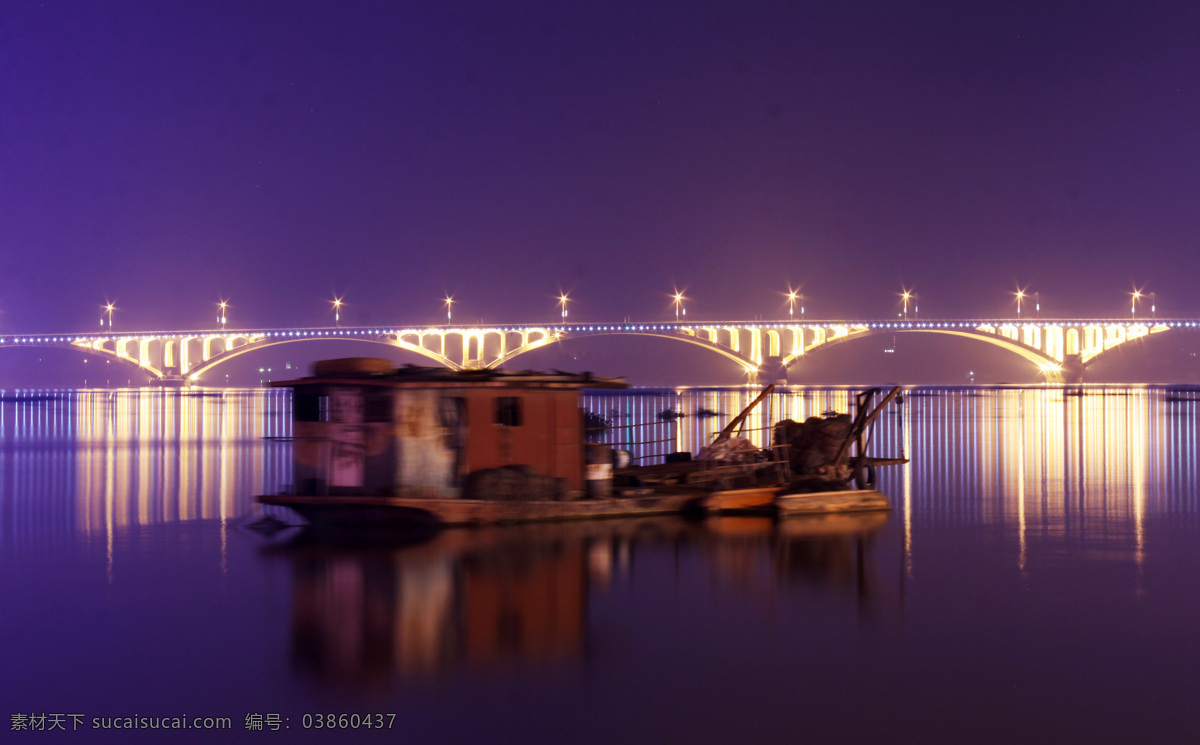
[787,290,797,320]
[900,289,911,321]
[1035,291,1040,319]
[673,292,686,322]
[444,296,454,324]
[1015,289,1025,319]
[332,296,343,327]
[217,300,228,330]
[1131,289,1141,319]
[559,293,569,324]
[101,303,114,329]
[1151,291,1157,321]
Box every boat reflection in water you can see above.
[274,512,889,685]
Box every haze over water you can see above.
[3,384,1199,743]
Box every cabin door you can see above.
[439,396,467,488]
[328,387,365,488]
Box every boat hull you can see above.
[259,486,890,530]
[775,489,890,515]
[259,492,708,528]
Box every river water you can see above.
[2,385,1199,744]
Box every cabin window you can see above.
[440,397,467,432]
[294,391,328,422]
[495,396,523,427]
[365,393,391,423]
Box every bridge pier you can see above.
[763,355,789,385]
[1062,353,1085,385]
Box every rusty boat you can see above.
[257,358,907,530]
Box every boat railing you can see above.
[607,427,795,491]
[691,428,795,485]
[586,418,786,464]
[585,418,683,463]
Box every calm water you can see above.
[3,385,1200,744]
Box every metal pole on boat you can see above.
[767,389,773,449]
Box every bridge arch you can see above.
[184,335,454,379]
[779,325,872,367]
[68,337,165,376]
[166,329,563,380]
[780,325,1062,377]
[898,329,1061,372]
[0,338,155,376]
[494,329,760,375]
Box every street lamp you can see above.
[444,296,454,324]
[217,299,228,330]
[101,302,114,329]
[1035,291,1040,319]
[332,296,343,327]
[1151,291,1157,320]
[1015,289,1025,319]
[787,290,797,320]
[559,293,569,324]
[900,289,912,321]
[673,291,686,322]
[1131,289,1142,319]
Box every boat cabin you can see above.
[278,358,626,500]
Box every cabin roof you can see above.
[273,360,628,390]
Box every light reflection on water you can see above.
[0,388,292,546]
[3,385,1200,743]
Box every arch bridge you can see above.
[0,319,1183,384]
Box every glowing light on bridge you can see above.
[217,299,228,330]
[1130,288,1142,318]
[559,293,569,323]
[101,302,115,329]
[786,289,801,320]
[1015,288,1025,318]
[444,296,454,323]
[672,290,687,322]
[331,296,344,327]
[900,289,913,321]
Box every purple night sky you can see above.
[2,1,1199,381]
